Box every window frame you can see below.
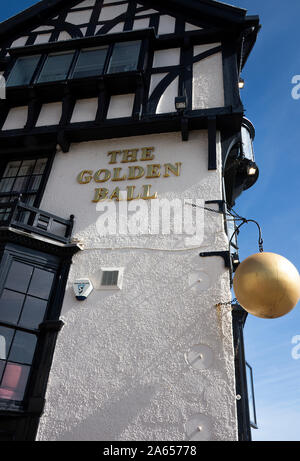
[246,361,258,430]
[6,38,145,88]
[0,245,60,412]
[71,46,109,80]
[6,54,43,88]
[35,50,77,84]
[106,40,142,75]
[0,153,54,212]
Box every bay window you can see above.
[0,248,58,407]
[0,157,50,223]
[0,239,77,441]
[7,39,143,87]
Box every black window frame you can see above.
[6,39,145,88]
[70,45,109,80]
[246,361,258,430]
[35,50,77,84]
[0,153,54,223]
[0,238,78,442]
[5,54,44,88]
[0,244,60,413]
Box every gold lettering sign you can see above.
[146,164,161,179]
[94,169,111,183]
[140,147,155,162]
[128,166,145,180]
[121,149,139,163]
[112,168,126,182]
[77,147,182,202]
[78,170,93,184]
[92,188,109,202]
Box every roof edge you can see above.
[0,0,260,39]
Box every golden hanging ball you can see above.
[233,252,300,319]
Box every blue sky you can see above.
[227,0,300,442]
[0,0,300,442]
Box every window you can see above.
[37,51,75,83]
[7,40,142,86]
[0,157,49,222]
[0,239,76,440]
[7,55,41,87]
[72,47,108,79]
[0,256,56,404]
[246,362,258,429]
[108,41,141,73]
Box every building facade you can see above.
[0,0,260,441]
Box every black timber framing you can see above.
[0,0,261,442]
[0,0,260,70]
[0,1,260,155]
[0,0,259,43]
[0,109,244,155]
[208,116,217,170]
[222,40,241,109]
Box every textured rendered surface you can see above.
[36,131,238,441]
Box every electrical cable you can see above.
[77,202,264,254]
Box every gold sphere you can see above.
[233,252,300,319]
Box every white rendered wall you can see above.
[71,98,98,123]
[107,94,135,119]
[36,102,62,127]
[37,131,237,441]
[2,106,28,130]
[192,50,225,110]
[153,48,181,68]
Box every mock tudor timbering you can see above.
[0,0,259,155]
[0,0,260,442]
